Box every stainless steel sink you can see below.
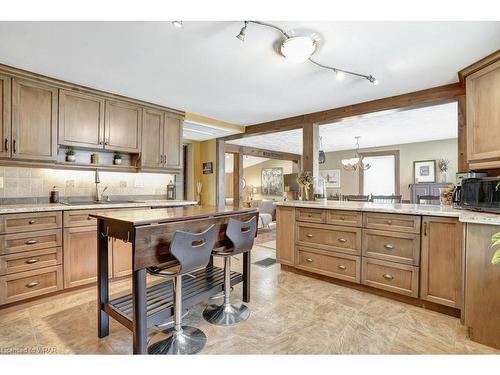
[60,200,137,206]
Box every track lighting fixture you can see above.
[172,21,183,28]
[235,21,378,85]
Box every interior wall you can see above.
[320,138,458,201]
[243,159,294,201]
[199,139,217,205]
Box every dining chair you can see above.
[344,195,370,202]
[370,195,402,203]
[417,195,441,205]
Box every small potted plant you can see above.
[65,147,76,162]
[113,153,122,165]
[297,171,314,201]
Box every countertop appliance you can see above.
[458,176,500,213]
[452,172,488,206]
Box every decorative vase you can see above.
[301,185,313,201]
[66,155,76,162]
[440,171,447,183]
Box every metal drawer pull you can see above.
[386,220,392,225]
[28,220,36,224]
[384,244,394,250]
[307,214,313,218]
[340,217,345,220]
[25,258,40,264]
[382,274,394,280]
[338,238,347,243]
[337,265,346,270]
[25,239,39,245]
[306,258,313,263]
[26,281,40,288]
[306,234,313,238]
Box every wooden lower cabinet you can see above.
[296,222,361,256]
[63,225,98,288]
[362,229,420,265]
[276,206,295,265]
[420,216,463,308]
[111,238,132,278]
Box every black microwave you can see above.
[459,177,500,213]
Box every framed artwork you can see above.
[413,160,436,183]
[320,169,341,188]
[261,167,284,196]
[202,162,213,174]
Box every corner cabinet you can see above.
[11,78,58,161]
[466,59,500,168]
[140,110,183,171]
[420,216,463,308]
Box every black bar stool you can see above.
[147,224,216,355]
[203,217,257,326]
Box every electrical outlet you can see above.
[66,180,75,188]
[0,177,3,189]
[134,180,144,188]
[120,180,127,188]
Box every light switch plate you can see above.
[0,177,3,189]
[134,180,144,188]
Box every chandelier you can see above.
[341,136,371,171]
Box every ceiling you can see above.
[225,154,269,173]
[183,120,240,141]
[227,101,458,154]
[0,22,498,125]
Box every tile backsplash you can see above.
[0,167,177,198]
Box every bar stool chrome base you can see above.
[203,302,250,326]
[148,326,207,355]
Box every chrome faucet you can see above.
[94,169,109,202]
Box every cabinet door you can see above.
[141,107,164,168]
[163,113,182,169]
[111,238,132,278]
[466,60,500,163]
[411,184,429,204]
[63,226,97,288]
[59,89,105,149]
[276,206,295,265]
[420,216,463,308]
[0,74,11,158]
[104,100,142,153]
[11,78,58,161]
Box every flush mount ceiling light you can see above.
[235,21,378,85]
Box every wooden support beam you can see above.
[233,153,243,207]
[224,143,301,162]
[222,83,465,141]
[302,123,319,201]
[457,95,469,172]
[216,139,225,207]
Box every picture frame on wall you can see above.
[202,162,213,174]
[413,160,436,183]
[261,167,284,196]
[320,169,341,188]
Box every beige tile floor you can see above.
[0,232,498,354]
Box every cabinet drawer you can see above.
[326,210,362,227]
[296,223,361,255]
[0,265,63,305]
[363,213,421,234]
[296,208,325,223]
[361,258,419,297]
[0,247,62,275]
[362,229,420,265]
[0,229,62,255]
[64,210,98,227]
[0,211,62,234]
[297,246,360,283]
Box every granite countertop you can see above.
[0,200,198,214]
[275,200,500,226]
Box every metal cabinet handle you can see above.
[382,274,394,280]
[98,140,103,145]
[25,281,40,288]
[384,244,394,250]
[338,238,347,243]
[28,220,35,224]
[337,265,346,270]
[340,216,345,220]
[12,139,16,153]
[423,221,428,236]
[306,258,313,263]
[4,138,8,152]
[25,258,40,264]
[306,234,313,238]
[25,239,38,245]
[307,214,313,218]
[386,220,392,225]
[104,139,109,146]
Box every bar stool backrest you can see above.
[226,217,257,255]
[170,224,217,274]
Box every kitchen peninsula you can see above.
[276,201,500,349]
[91,205,259,354]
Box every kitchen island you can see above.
[91,205,259,354]
[276,200,500,349]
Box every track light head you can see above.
[236,21,248,42]
[335,70,345,80]
[172,21,183,28]
[367,75,379,85]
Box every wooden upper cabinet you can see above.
[420,216,463,308]
[141,107,164,168]
[466,59,500,164]
[11,78,58,161]
[164,113,182,169]
[105,100,142,153]
[0,74,11,158]
[58,89,105,149]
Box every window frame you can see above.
[358,150,400,196]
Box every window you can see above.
[360,151,399,196]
